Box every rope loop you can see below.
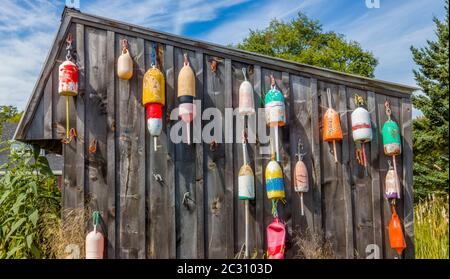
[270,74,276,89]
[183,53,189,66]
[354,94,365,107]
[242,67,247,81]
[121,39,129,54]
[384,100,392,120]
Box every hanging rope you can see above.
[242,67,248,81]
[65,33,74,61]
[151,42,157,67]
[385,100,392,120]
[121,39,129,54]
[354,94,364,106]
[62,128,77,145]
[270,74,276,89]
[183,53,189,66]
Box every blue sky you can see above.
[0,0,445,117]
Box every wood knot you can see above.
[211,197,221,215]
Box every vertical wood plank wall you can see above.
[44,24,415,259]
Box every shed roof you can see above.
[14,7,419,142]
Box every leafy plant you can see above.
[0,141,61,259]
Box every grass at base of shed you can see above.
[46,207,91,259]
[414,194,449,259]
[293,229,335,259]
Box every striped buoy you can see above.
[382,101,402,200]
[264,75,285,162]
[351,94,372,176]
[177,53,196,145]
[265,140,285,217]
[143,44,165,151]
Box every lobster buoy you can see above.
[178,54,196,145]
[351,95,372,176]
[85,211,104,259]
[143,44,165,150]
[239,68,255,116]
[59,34,78,142]
[294,139,308,216]
[385,160,400,199]
[267,218,286,259]
[58,60,78,97]
[388,206,406,255]
[266,140,285,217]
[117,39,133,80]
[323,88,343,163]
[382,101,402,199]
[264,75,285,162]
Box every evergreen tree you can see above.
[411,0,449,199]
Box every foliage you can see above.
[411,0,449,200]
[414,194,449,259]
[293,229,335,259]
[0,105,23,136]
[236,12,378,77]
[0,142,61,259]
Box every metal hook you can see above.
[182,192,195,208]
[384,100,392,120]
[183,53,189,66]
[296,138,306,161]
[153,173,163,182]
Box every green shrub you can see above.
[0,142,61,259]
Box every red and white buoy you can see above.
[58,33,78,142]
[351,94,372,176]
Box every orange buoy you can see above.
[323,88,343,163]
[117,39,133,80]
[388,206,406,255]
[85,211,104,259]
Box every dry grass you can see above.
[44,207,91,259]
[414,194,449,259]
[293,229,335,259]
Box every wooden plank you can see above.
[319,81,353,258]
[25,96,44,140]
[203,55,228,258]
[252,65,264,258]
[116,34,146,259]
[377,95,406,259]
[146,41,174,258]
[66,10,417,96]
[84,27,110,258]
[195,51,205,259]
[43,76,53,139]
[105,29,116,258]
[164,45,177,258]
[347,88,374,258]
[231,61,256,258]
[279,72,293,257]
[401,98,414,259]
[174,48,203,258]
[310,78,322,234]
[223,59,234,259]
[338,85,355,259]
[289,75,314,235]
[367,91,383,258]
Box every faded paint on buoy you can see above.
[294,160,308,193]
[265,160,285,200]
[264,88,286,127]
[58,60,78,97]
[351,107,372,143]
[178,63,196,97]
[117,48,133,80]
[323,108,343,142]
[382,119,401,156]
[238,164,255,200]
[85,230,104,259]
[143,67,165,106]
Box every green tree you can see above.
[0,143,61,258]
[236,13,378,77]
[411,0,449,199]
[0,105,23,136]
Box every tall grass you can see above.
[414,194,449,259]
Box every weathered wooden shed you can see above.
[14,8,417,259]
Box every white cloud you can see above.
[201,0,324,45]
